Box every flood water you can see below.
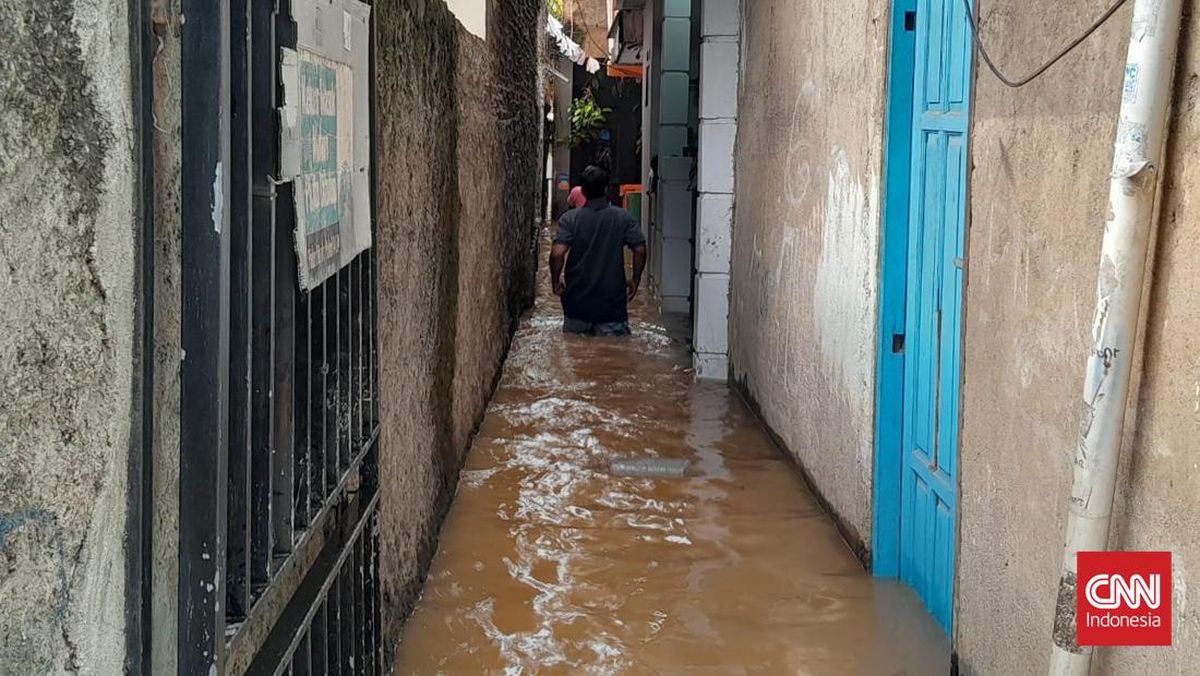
[395,233,950,674]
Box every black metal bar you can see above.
[368,252,378,428]
[249,0,278,604]
[354,525,366,676]
[178,0,231,671]
[345,541,356,676]
[227,0,254,622]
[294,288,311,531]
[127,0,155,670]
[323,283,338,500]
[361,524,373,676]
[300,289,314,518]
[292,629,311,676]
[338,266,350,465]
[270,0,299,566]
[369,509,381,676]
[311,603,328,676]
[273,197,297,561]
[328,555,342,676]
[331,273,343,477]
[314,285,329,506]
[350,255,360,449]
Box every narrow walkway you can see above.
[396,234,949,674]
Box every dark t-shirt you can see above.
[554,198,646,323]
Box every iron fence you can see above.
[177,0,380,673]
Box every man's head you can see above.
[580,165,610,200]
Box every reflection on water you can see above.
[395,232,950,674]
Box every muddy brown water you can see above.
[395,234,950,674]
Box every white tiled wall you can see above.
[697,194,733,274]
[693,0,739,381]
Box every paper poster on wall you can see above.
[280,0,372,292]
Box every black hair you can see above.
[580,165,610,200]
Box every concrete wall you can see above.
[692,0,739,380]
[0,0,136,672]
[956,4,1200,673]
[728,0,888,553]
[374,0,541,663]
[651,0,697,316]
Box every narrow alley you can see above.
[394,236,949,673]
[7,0,1200,672]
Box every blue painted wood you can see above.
[872,0,919,579]
[897,0,972,633]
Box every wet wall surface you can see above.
[395,233,950,673]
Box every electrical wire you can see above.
[960,0,1130,88]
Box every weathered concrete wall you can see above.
[728,0,888,554]
[0,0,136,673]
[957,3,1200,673]
[374,0,541,663]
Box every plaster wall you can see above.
[373,0,541,662]
[0,0,137,672]
[729,0,888,551]
[956,3,1200,672]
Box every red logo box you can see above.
[1077,551,1171,646]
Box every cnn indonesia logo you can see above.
[1077,551,1172,646]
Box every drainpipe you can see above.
[1048,0,1183,673]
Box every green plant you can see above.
[568,89,611,147]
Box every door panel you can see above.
[899,0,970,633]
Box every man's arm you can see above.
[623,212,648,301]
[627,243,647,301]
[550,242,569,296]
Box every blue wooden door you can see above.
[899,0,971,633]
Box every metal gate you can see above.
[177,0,381,673]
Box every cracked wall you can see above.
[0,0,136,673]
[957,3,1200,673]
[373,0,542,663]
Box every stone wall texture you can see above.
[729,0,889,555]
[957,3,1200,673]
[0,0,136,673]
[373,0,542,663]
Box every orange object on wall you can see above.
[607,63,643,80]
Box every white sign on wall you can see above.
[280,0,372,291]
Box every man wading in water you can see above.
[550,165,648,336]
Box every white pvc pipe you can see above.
[1049,0,1183,673]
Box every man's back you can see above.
[554,198,645,324]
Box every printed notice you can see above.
[281,0,372,292]
[294,50,354,289]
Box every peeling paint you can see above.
[211,161,223,233]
